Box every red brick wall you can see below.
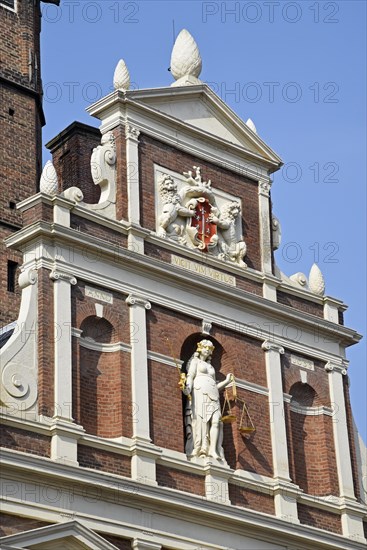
[38,268,55,418]
[224,389,273,476]
[285,407,339,496]
[210,325,267,387]
[156,465,205,496]
[0,513,48,536]
[343,376,361,501]
[1,0,44,327]
[138,134,261,271]
[297,503,342,534]
[0,425,50,457]
[78,445,131,477]
[47,122,101,204]
[148,359,185,452]
[22,201,53,225]
[147,304,201,360]
[113,126,128,221]
[229,484,275,515]
[70,214,128,251]
[277,291,324,318]
[0,229,22,325]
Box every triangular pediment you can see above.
[0,520,119,550]
[127,84,282,167]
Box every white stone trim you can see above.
[327,368,356,501]
[262,339,298,523]
[289,403,335,416]
[9,237,359,367]
[2,449,366,550]
[78,338,131,354]
[50,270,76,423]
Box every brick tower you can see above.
[1,29,366,550]
[0,0,59,327]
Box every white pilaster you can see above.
[258,179,273,275]
[126,293,151,441]
[49,269,81,464]
[323,298,339,323]
[326,363,356,501]
[125,123,141,225]
[262,340,299,523]
[126,293,159,484]
[50,270,77,421]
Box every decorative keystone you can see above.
[201,320,212,335]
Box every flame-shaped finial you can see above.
[309,263,325,296]
[170,29,202,86]
[113,59,130,91]
[246,118,257,134]
[40,160,58,195]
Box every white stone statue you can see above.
[209,202,247,266]
[157,174,195,239]
[180,339,232,461]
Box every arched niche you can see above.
[74,315,128,438]
[288,381,339,496]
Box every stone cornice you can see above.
[1,449,366,550]
[4,223,361,351]
[11,194,348,309]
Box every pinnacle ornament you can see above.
[40,161,58,196]
[113,59,130,91]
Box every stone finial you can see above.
[246,118,257,134]
[309,263,325,296]
[170,29,202,87]
[40,160,58,196]
[113,59,130,91]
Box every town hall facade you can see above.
[1,2,366,549]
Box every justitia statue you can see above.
[180,339,232,460]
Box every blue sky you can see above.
[41,0,366,441]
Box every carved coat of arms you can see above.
[157,166,247,267]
